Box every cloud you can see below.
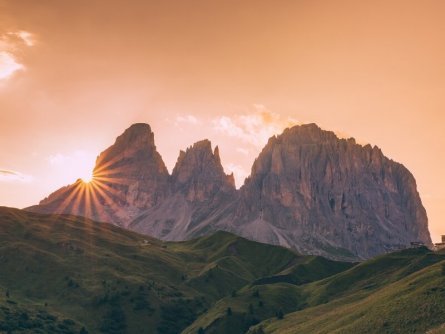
[48,150,94,167]
[236,147,249,155]
[48,153,68,166]
[0,30,34,80]
[47,150,96,182]
[212,105,299,148]
[174,114,200,126]
[8,31,35,47]
[0,51,24,80]
[0,169,33,183]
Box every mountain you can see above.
[227,124,431,259]
[1,207,444,334]
[34,123,170,227]
[171,140,235,200]
[128,139,237,240]
[27,123,432,260]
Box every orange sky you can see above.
[0,0,444,242]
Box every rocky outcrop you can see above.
[27,123,432,260]
[30,124,236,232]
[172,140,235,201]
[33,123,170,226]
[128,139,237,240]
[227,124,431,259]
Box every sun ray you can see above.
[48,181,83,221]
[79,182,100,278]
[93,179,127,201]
[93,153,129,176]
[93,168,135,185]
[94,174,131,185]
[83,182,93,218]
[70,182,86,218]
[43,181,85,235]
[92,182,124,214]
[88,184,107,222]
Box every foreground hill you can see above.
[1,207,444,333]
[184,247,445,334]
[27,123,432,260]
[248,247,445,334]
[0,207,349,333]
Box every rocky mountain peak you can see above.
[280,123,339,145]
[28,122,432,260]
[117,122,155,146]
[172,139,235,201]
[88,123,170,225]
[94,123,168,177]
[213,145,221,164]
[239,123,432,258]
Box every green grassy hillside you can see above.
[1,206,444,334]
[0,207,350,333]
[247,249,445,334]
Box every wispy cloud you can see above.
[48,153,73,166]
[212,105,299,148]
[167,107,300,186]
[0,169,33,183]
[47,150,96,182]
[174,114,200,126]
[0,51,24,80]
[0,30,35,80]
[8,31,35,47]
[236,147,249,155]
[48,150,94,167]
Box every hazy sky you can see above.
[1,0,444,242]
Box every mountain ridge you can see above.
[27,122,432,260]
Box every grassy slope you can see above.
[248,249,445,334]
[182,257,352,334]
[0,207,349,333]
[2,206,443,334]
[0,207,191,333]
[184,247,445,334]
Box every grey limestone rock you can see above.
[27,123,432,260]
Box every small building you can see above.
[435,235,445,251]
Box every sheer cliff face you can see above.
[172,140,235,202]
[33,124,235,230]
[92,123,170,210]
[28,123,432,260]
[37,123,170,226]
[233,124,431,259]
[126,139,236,240]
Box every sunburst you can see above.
[48,157,132,226]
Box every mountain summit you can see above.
[172,139,235,201]
[37,123,170,225]
[28,123,432,260]
[231,123,431,258]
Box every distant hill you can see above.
[27,122,432,260]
